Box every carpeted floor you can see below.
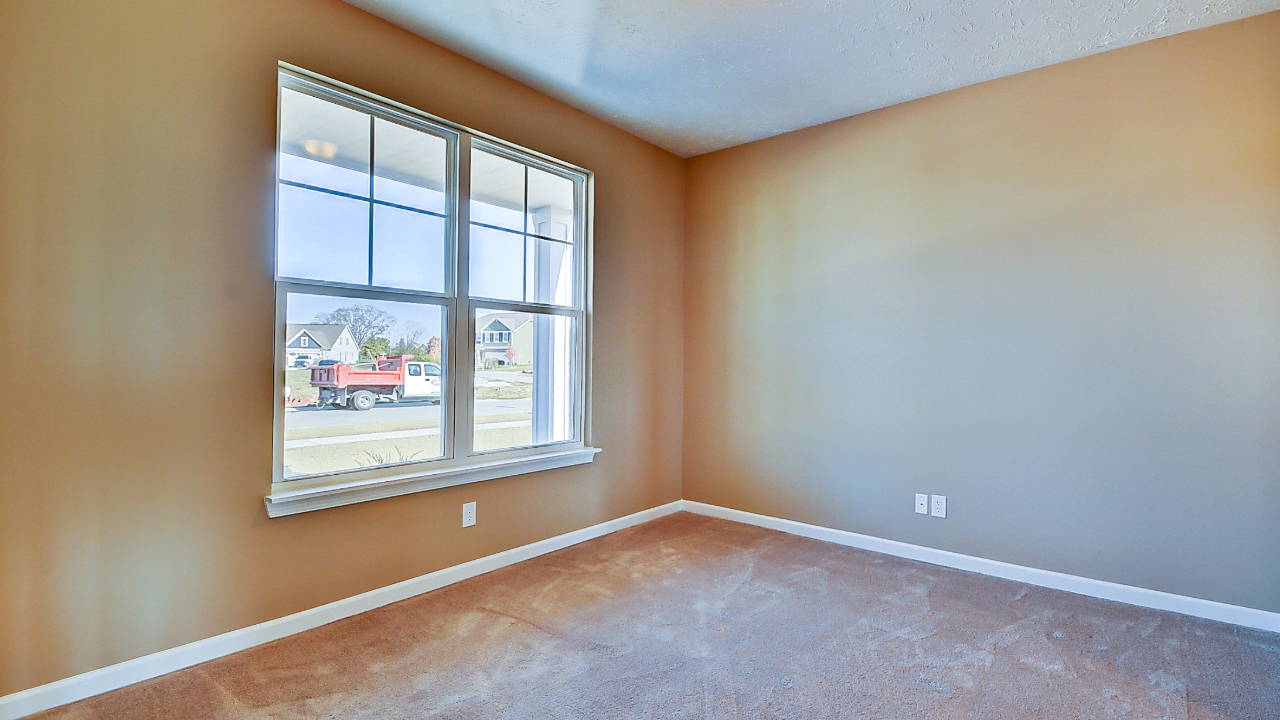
[35,512,1280,719]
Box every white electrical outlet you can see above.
[462,501,476,528]
[915,494,929,514]
[931,495,947,519]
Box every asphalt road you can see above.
[286,397,531,429]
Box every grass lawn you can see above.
[484,364,533,373]
[476,384,533,400]
[285,368,319,403]
[284,437,444,477]
[283,411,530,441]
[476,365,533,400]
[472,423,534,452]
[285,414,442,441]
[283,412,533,476]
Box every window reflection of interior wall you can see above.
[530,206,574,306]
[277,89,448,293]
[531,205,571,241]
[531,315,573,445]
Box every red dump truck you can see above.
[310,355,442,410]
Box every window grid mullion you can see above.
[522,164,529,305]
[366,114,375,286]
[467,299,582,318]
[467,220,574,246]
[279,280,454,307]
[279,180,448,220]
[450,134,474,460]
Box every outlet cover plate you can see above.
[931,495,947,519]
[462,501,476,527]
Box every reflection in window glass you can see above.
[371,206,446,292]
[473,309,575,452]
[283,293,446,478]
[469,224,524,302]
[277,89,450,292]
[468,148,577,307]
[526,166,574,240]
[470,149,525,231]
[374,118,447,213]
[525,237,574,306]
[277,185,369,285]
[279,89,370,196]
[469,228,575,306]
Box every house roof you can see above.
[477,312,532,334]
[286,324,350,350]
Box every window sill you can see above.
[265,447,601,518]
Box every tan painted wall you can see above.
[0,0,683,695]
[684,14,1280,613]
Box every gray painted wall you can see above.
[683,13,1280,612]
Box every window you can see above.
[269,67,595,517]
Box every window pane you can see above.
[372,205,446,293]
[470,148,524,231]
[277,184,369,285]
[469,224,524,302]
[526,167,574,241]
[279,89,370,196]
[374,118,447,213]
[283,293,446,478]
[470,228,575,305]
[474,310,575,452]
[525,236,575,306]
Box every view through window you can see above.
[283,294,445,478]
[276,71,586,482]
[472,310,576,452]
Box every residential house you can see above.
[475,313,532,367]
[285,324,358,367]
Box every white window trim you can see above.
[268,64,596,517]
[266,447,601,518]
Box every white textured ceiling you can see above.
[345,0,1280,157]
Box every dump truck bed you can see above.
[309,356,411,389]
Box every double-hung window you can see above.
[268,67,595,517]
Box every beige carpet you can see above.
[35,512,1280,719]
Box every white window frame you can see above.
[267,65,597,518]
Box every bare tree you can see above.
[314,305,395,350]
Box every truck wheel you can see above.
[350,390,376,411]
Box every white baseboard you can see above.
[679,500,1280,635]
[7,498,1275,720]
[0,501,683,720]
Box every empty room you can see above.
[2,0,1279,718]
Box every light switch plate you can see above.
[931,495,947,519]
[915,494,929,514]
[462,501,476,528]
